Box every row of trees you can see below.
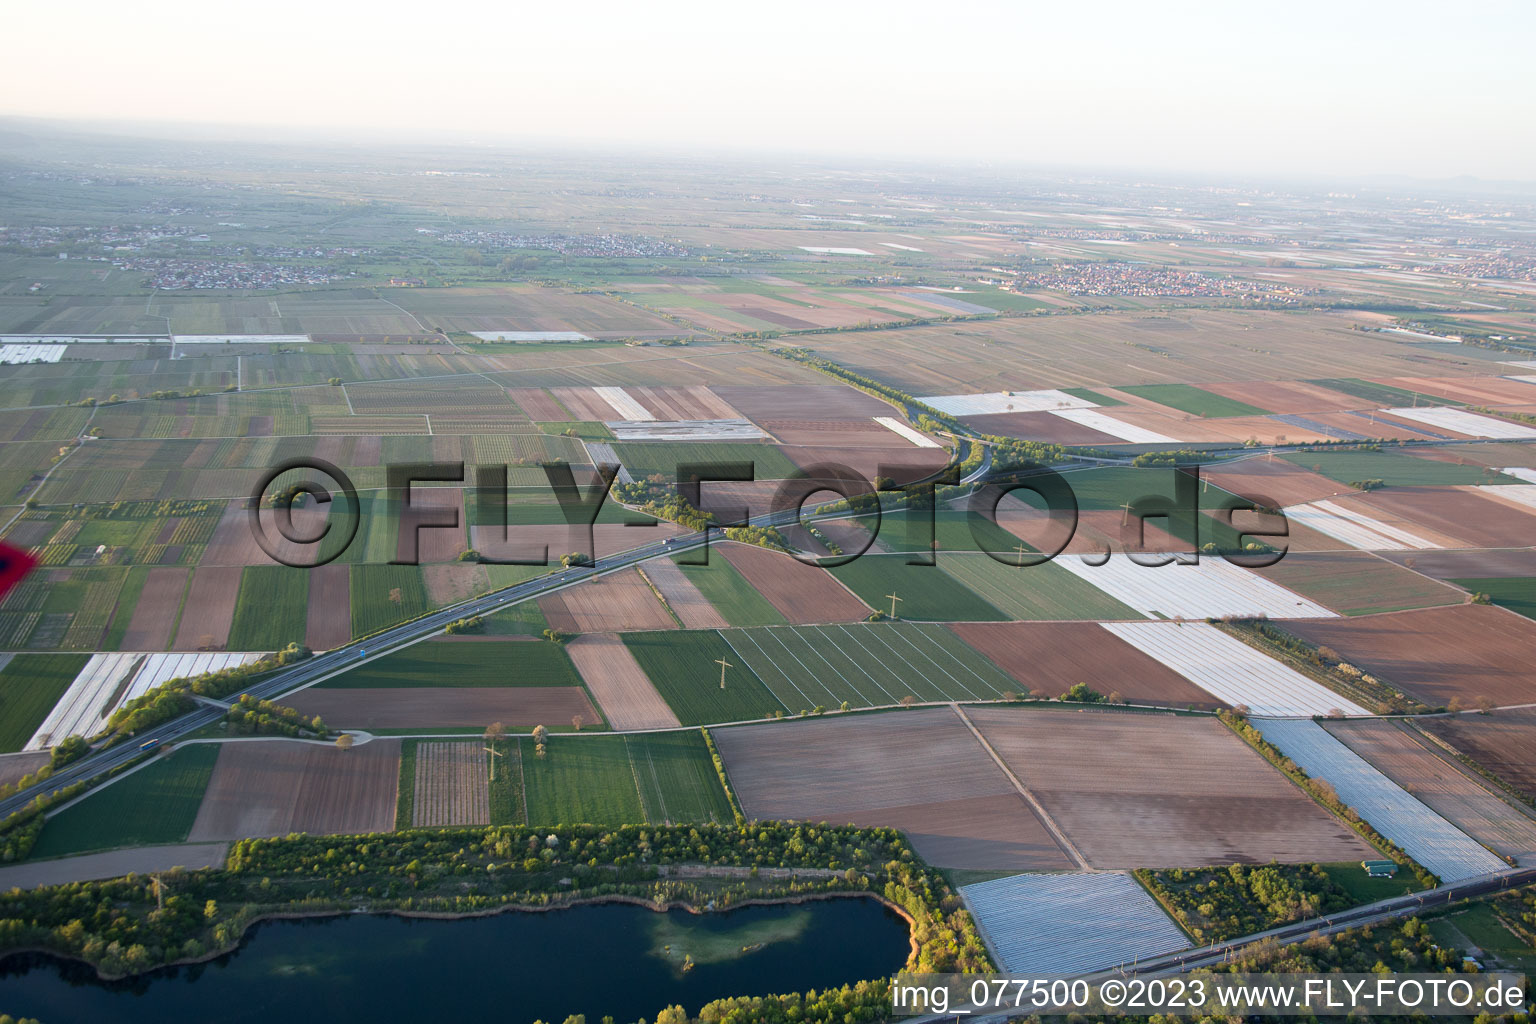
[0,823,991,983]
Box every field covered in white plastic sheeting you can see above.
[1100,621,1367,717]
[1285,500,1440,550]
[960,871,1188,974]
[918,390,1096,416]
[1385,406,1536,440]
[1254,718,1508,882]
[1053,553,1335,620]
[27,651,265,749]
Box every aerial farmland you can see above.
[0,117,1535,1022]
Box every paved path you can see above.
[0,843,228,889]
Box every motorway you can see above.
[0,432,1507,822]
[0,498,856,821]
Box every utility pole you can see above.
[484,743,504,782]
[885,592,902,619]
[1013,543,1029,567]
[715,657,732,689]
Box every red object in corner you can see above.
[0,542,37,600]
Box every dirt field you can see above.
[203,499,335,567]
[1286,604,1536,707]
[284,686,598,728]
[709,385,894,424]
[120,567,189,651]
[505,387,570,420]
[1381,375,1536,407]
[171,566,242,650]
[0,750,49,789]
[422,563,490,607]
[549,387,622,421]
[712,709,1075,871]
[396,487,466,564]
[718,542,871,623]
[1421,708,1536,801]
[640,557,727,628]
[1324,718,1536,862]
[764,419,930,448]
[966,706,1373,868]
[413,741,490,826]
[1202,380,1365,413]
[1377,548,1536,579]
[305,562,351,650]
[564,633,679,730]
[627,385,742,420]
[1250,551,1462,615]
[188,739,400,840]
[948,622,1223,709]
[1333,486,1536,549]
[538,569,676,633]
[1204,459,1349,507]
[779,444,951,485]
[958,411,1123,445]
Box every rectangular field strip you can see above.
[412,741,490,827]
[1053,554,1335,619]
[1253,718,1507,882]
[1284,500,1439,550]
[1383,406,1536,440]
[716,622,1017,712]
[961,871,1188,974]
[1101,621,1368,717]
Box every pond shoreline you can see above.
[0,887,918,983]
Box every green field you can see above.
[717,622,1017,711]
[517,732,733,826]
[622,631,788,725]
[864,509,1027,556]
[1282,450,1515,487]
[29,744,219,859]
[1451,577,1536,620]
[1059,387,1124,407]
[349,565,431,637]
[937,552,1142,620]
[0,653,90,752]
[396,739,418,828]
[1317,862,1422,905]
[610,442,802,481]
[671,554,787,626]
[466,491,659,526]
[1117,383,1270,418]
[1307,378,1466,408]
[227,566,309,650]
[317,638,582,688]
[825,553,1007,621]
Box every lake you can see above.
[0,898,910,1023]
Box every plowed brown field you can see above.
[305,563,351,650]
[505,388,571,420]
[712,709,1075,871]
[718,542,870,623]
[966,706,1373,868]
[640,558,727,628]
[189,739,399,840]
[710,385,893,423]
[1325,719,1536,862]
[564,633,678,730]
[948,622,1221,708]
[171,566,241,650]
[120,567,188,651]
[1421,707,1536,801]
[1286,604,1536,707]
[1333,486,1536,549]
[539,569,676,632]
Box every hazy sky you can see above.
[7,0,1534,180]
